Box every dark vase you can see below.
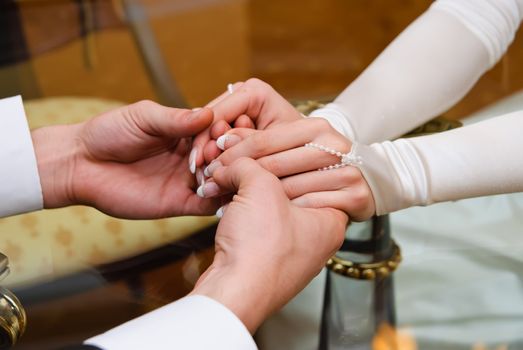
[319,215,399,349]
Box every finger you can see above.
[196,179,230,199]
[281,166,363,199]
[215,128,258,151]
[234,115,255,129]
[217,118,341,166]
[203,140,222,165]
[202,144,331,198]
[130,101,214,138]
[292,190,375,222]
[291,206,348,254]
[212,157,280,195]
[209,116,254,138]
[204,82,245,108]
[192,82,245,168]
[210,120,232,140]
[182,193,222,216]
[256,147,341,178]
[211,78,298,128]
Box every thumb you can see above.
[212,157,279,194]
[128,101,214,138]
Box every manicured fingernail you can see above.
[189,148,197,174]
[216,134,241,150]
[216,135,227,150]
[196,185,204,198]
[216,204,228,218]
[196,182,220,198]
[192,107,202,111]
[196,168,205,186]
[204,160,223,177]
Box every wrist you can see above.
[31,123,84,209]
[191,262,274,334]
[309,103,357,141]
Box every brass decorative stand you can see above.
[0,254,26,349]
[319,216,399,350]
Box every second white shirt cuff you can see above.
[0,96,43,218]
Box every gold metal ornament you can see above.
[0,254,26,349]
[326,241,402,280]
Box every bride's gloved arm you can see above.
[311,0,523,144]
[353,110,523,215]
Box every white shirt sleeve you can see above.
[310,0,523,144]
[84,295,257,350]
[0,96,43,217]
[352,110,523,215]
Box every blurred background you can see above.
[2,0,523,112]
[0,0,522,349]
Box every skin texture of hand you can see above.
[191,78,304,168]
[200,118,376,221]
[31,100,220,219]
[191,158,347,333]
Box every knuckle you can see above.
[332,139,350,153]
[134,99,158,110]
[349,184,373,211]
[309,117,332,132]
[234,156,255,169]
[245,77,269,89]
[244,78,273,98]
[248,133,270,156]
[339,166,360,184]
[281,179,300,199]
[305,196,321,208]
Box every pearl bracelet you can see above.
[304,142,362,171]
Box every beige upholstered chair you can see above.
[0,97,217,287]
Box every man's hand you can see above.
[191,158,347,333]
[31,100,220,219]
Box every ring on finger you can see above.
[227,83,234,95]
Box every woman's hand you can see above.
[190,78,304,170]
[199,118,376,221]
[32,100,222,219]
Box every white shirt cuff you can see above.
[0,96,43,217]
[85,295,257,350]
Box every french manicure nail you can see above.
[216,134,241,150]
[196,168,205,186]
[189,148,197,174]
[204,160,223,177]
[196,185,204,198]
[196,182,220,198]
[216,135,227,150]
[216,205,227,218]
[192,107,202,111]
